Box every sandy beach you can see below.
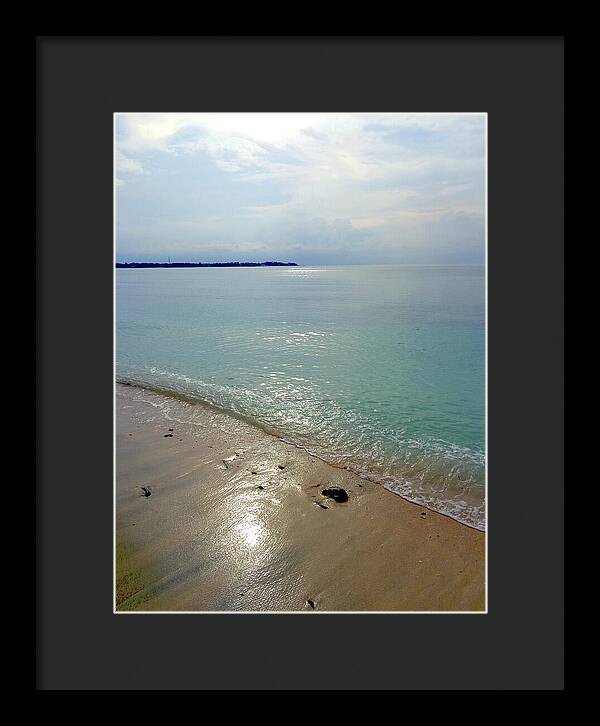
[116,383,485,612]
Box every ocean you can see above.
[116,264,485,530]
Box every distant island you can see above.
[116,261,298,269]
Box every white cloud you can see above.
[115,113,485,263]
[115,150,144,188]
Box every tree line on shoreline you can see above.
[116,261,298,268]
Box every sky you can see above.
[115,113,486,265]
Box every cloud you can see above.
[116,113,485,263]
[115,150,144,187]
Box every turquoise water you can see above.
[116,265,485,529]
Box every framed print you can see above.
[37,36,564,690]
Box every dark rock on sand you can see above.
[322,486,348,503]
[307,599,316,609]
[164,434,173,438]
[139,486,152,498]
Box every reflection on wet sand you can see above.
[116,383,485,612]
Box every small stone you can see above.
[257,485,264,490]
[139,486,152,498]
[307,599,316,609]
[278,464,285,469]
[321,486,348,503]
[164,434,173,438]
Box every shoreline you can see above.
[116,382,486,612]
[117,377,485,532]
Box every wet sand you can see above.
[116,383,485,612]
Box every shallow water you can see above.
[116,265,485,529]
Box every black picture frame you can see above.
[37,36,564,691]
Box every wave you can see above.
[116,366,486,531]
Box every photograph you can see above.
[114,112,487,613]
